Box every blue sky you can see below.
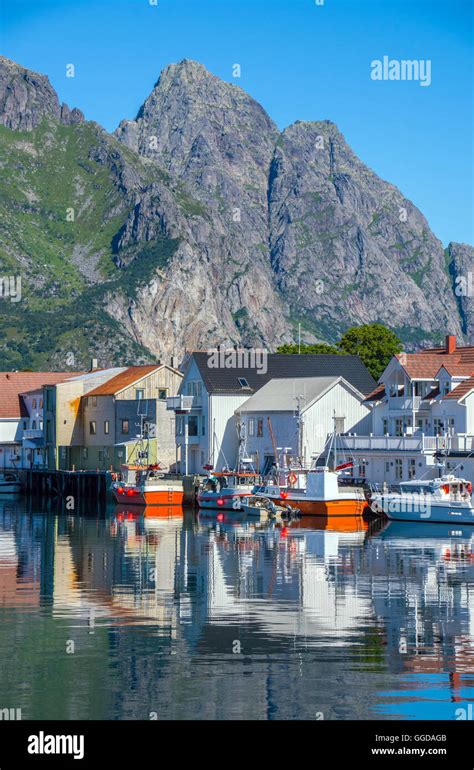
[1,0,472,245]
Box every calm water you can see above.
[0,497,472,721]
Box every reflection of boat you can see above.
[0,473,22,494]
[112,467,184,506]
[197,472,259,510]
[289,513,369,533]
[371,476,474,524]
[372,518,474,543]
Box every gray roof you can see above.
[237,376,350,413]
[190,352,376,396]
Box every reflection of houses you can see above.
[342,336,474,484]
[167,352,375,475]
[236,376,371,473]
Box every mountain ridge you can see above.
[0,55,472,369]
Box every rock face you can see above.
[447,242,474,340]
[0,56,83,130]
[0,56,471,368]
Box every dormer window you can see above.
[442,381,450,395]
[238,377,250,388]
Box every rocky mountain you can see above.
[0,55,472,370]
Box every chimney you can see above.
[446,335,456,354]
[90,358,98,371]
[170,355,179,369]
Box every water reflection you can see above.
[0,499,472,720]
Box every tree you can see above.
[338,323,402,380]
[276,342,342,355]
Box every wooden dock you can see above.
[23,469,109,501]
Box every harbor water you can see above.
[0,497,472,720]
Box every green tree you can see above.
[338,323,402,379]
[276,342,342,355]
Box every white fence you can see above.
[339,434,474,453]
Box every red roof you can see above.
[364,383,386,402]
[86,366,163,396]
[0,372,80,418]
[444,377,474,401]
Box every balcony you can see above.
[388,396,423,411]
[339,434,474,454]
[166,395,202,412]
[22,429,43,439]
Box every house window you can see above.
[32,420,36,429]
[442,381,450,395]
[187,381,202,397]
[39,398,43,409]
[122,419,129,435]
[248,418,255,437]
[385,461,390,474]
[104,420,109,435]
[90,396,97,407]
[202,417,205,436]
[408,458,416,479]
[334,416,345,434]
[395,418,403,437]
[257,419,263,437]
[136,389,144,400]
[158,389,167,400]
[395,459,403,480]
[446,417,455,435]
[89,421,97,435]
[23,421,27,430]
[382,419,388,435]
[358,461,366,478]
[32,399,37,409]
[188,416,198,437]
[433,418,444,436]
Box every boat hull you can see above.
[197,491,253,511]
[374,496,474,524]
[255,491,368,516]
[113,487,184,506]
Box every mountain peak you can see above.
[0,56,83,131]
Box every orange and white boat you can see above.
[112,466,184,507]
[254,466,368,516]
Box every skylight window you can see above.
[238,377,250,388]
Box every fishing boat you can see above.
[112,465,184,506]
[240,495,298,520]
[197,471,259,510]
[197,421,260,510]
[370,475,474,524]
[253,418,368,516]
[254,466,368,516]
[0,472,22,494]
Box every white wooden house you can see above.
[167,351,375,474]
[235,376,372,473]
[341,336,474,484]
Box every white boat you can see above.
[240,495,296,520]
[197,472,259,510]
[371,475,474,524]
[0,473,22,494]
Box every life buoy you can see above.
[467,482,472,494]
[288,473,297,486]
